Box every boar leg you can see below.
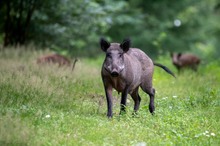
[120,86,129,115]
[191,64,198,71]
[131,87,141,113]
[148,88,155,114]
[105,87,113,118]
[141,86,155,114]
[176,66,181,74]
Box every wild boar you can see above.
[171,52,200,73]
[37,54,78,71]
[100,38,175,118]
[37,54,71,66]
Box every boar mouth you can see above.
[111,71,119,77]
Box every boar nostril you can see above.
[111,71,119,77]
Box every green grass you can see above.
[0,48,220,146]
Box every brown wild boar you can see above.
[100,38,175,118]
[37,54,71,66]
[171,53,200,73]
[37,54,78,70]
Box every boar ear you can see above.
[177,53,182,58]
[120,38,130,52]
[100,38,110,52]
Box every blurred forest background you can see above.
[0,0,219,59]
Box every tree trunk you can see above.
[3,0,37,47]
[4,1,11,46]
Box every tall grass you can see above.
[0,47,219,145]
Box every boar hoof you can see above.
[149,105,155,115]
[107,113,113,118]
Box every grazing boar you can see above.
[37,54,70,66]
[37,54,78,70]
[100,38,175,118]
[171,53,200,73]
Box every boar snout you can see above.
[111,69,119,77]
[104,62,123,77]
[110,63,124,77]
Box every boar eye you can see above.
[119,53,123,57]
[106,53,111,58]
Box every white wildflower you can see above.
[135,142,146,146]
[45,114,51,118]
[211,133,216,136]
[162,97,168,100]
[195,133,202,138]
[173,95,177,98]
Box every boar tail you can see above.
[154,63,176,78]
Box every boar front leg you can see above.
[191,64,198,72]
[120,86,129,115]
[105,87,113,118]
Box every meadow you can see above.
[0,47,220,146]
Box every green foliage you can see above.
[31,0,132,56]
[0,0,219,59]
[0,48,220,145]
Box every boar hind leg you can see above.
[131,88,141,113]
[141,86,155,114]
[149,88,155,114]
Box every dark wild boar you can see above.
[100,38,175,118]
[171,53,200,73]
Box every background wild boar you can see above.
[37,54,78,70]
[171,53,200,73]
[37,54,71,66]
[100,38,175,118]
